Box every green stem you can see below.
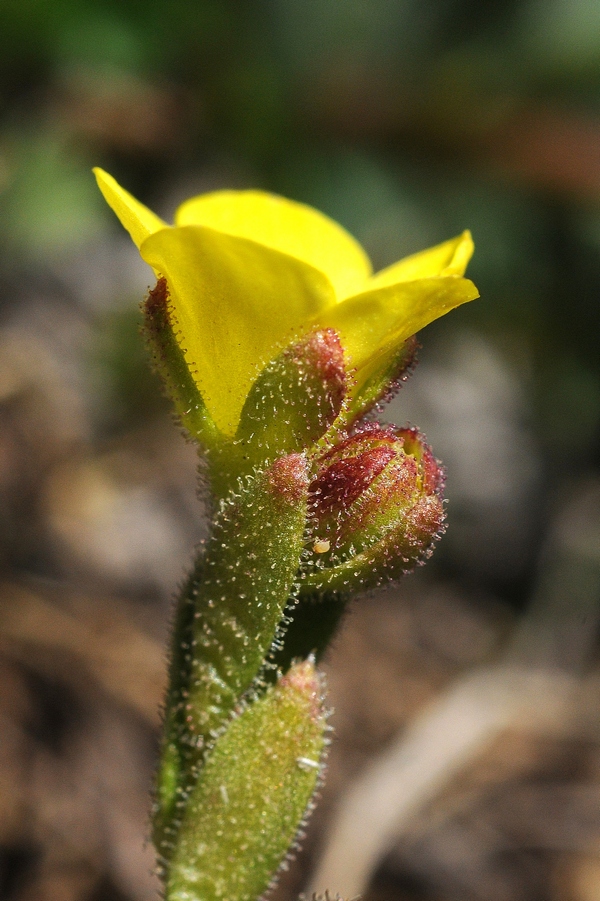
[153,455,310,867]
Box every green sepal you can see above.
[166,659,328,901]
[237,328,346,462]
[346,335,418,426]
[208,329,346,493]
[142,277,220,446]
[154,453,310,862]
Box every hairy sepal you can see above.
[345,335,418,426]
[142,278,219,445]
[237,328,345,458]
[208,330,346,495]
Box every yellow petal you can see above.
[93,168,167,249]
[140,225,336,436]
[175,190,372,300]
[313,275,479,378]
[366,230,474,291]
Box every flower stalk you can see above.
[95,168,478,901]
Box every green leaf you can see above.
[166,660,328,901]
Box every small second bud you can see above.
[301,424,445,593]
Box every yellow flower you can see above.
[94,168,478,437]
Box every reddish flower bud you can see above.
[302,424,445,593]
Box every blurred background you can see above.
[1,1,600,900]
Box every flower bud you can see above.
[301,424,445,593]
